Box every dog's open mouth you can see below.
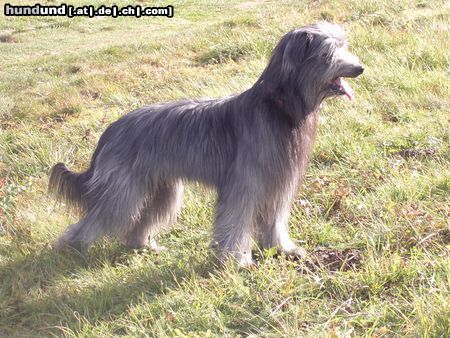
[330,77,355,101]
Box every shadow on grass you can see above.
[0,242,217,335]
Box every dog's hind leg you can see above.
[123,180,184,251]
[55,171,150,252]
[53,212,105,253]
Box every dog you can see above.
[49,22,364,266]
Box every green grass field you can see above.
[1,0,449,336]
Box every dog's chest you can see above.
[286,111,320,174]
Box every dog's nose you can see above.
[356,65,365,75]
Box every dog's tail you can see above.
[48,163,90,212]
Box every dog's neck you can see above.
[249,80,321,127]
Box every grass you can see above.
[1,0,449,336]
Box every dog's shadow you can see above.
[0,242,217,334]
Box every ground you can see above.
[0,0,449,336]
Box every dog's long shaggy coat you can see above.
[49,22,364,265]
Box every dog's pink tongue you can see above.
[335,77,355,101]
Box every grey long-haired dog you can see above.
[49,22,364,266]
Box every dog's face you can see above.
[309,23,364,101]
[272,22,364,112]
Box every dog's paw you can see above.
[52,237,88,256]
[235,251,254,268]
[52,238,66,251]
[280,245,308,260]
[214,248,254,268]
[149,239,166,255]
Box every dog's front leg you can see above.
[212,182,256,267]
[257,186,307,259]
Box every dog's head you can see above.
[260,22,364,122]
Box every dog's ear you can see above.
[259,30,314,125]
[281,31,313,76]
[276,31,313,124]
